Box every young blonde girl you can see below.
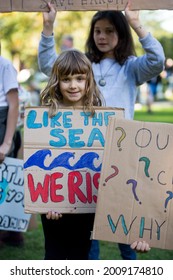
[41,49,103,117]
[40,49,104,260]
[40,49,150,260]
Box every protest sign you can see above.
[0,0,172,12]
[24,106,124,214]
[93,118,173,250]
[0,157,31,232]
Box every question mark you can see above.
[164,191,173,212]
[115,127,126,151]
[103,165,119,186]
[139,156,153,180]
[126,179,142,204]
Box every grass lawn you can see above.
[134,103,173,123]
[0,103,173,260]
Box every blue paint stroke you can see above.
[24,149,101,171]
[165,191,173,209]
[0,177,8,204]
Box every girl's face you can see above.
[59,74,87,106]
[93,19,118,58]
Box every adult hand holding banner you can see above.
[0,0,173,12]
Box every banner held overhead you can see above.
[0,0,173,12]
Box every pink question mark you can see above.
[103,165,119,186]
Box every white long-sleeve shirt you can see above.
[0,56,18,107]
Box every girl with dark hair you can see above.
[38,2,165,120]
[85,9,135,64]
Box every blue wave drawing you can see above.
[24,149,101,171]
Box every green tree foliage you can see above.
[132,11,173,58]
[54,11,95,52]
[0,11,94,71]
[0,12,43,69]
[140,11,173,60]
[159,36,173,60]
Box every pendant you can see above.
[99,78,106,87]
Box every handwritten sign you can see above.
[24,106,124,214]
[0,157,31,232]
[0,0,173,12]
[93,118,173,250]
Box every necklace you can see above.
[99,61,115,87]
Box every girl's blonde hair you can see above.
[40,49,104,117]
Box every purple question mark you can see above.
[126,179,142,204]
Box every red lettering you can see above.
[27,172,64,203]
[86,172,92,203]
[27,171,100,206]
[27,173,49,203]
[93,173,100,203]
[50,173,64,202]
[68,171,87,203]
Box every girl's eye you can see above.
[94,29,101,35]
[106,29,114,34]
[77,76,83,81]
[61,78,69,82]
[77,75,86,81]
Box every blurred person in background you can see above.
[146,75,162,113]
[14,84,31,159]
[0,43,24,247]
[60,34,74,51]
[27,81,40,106]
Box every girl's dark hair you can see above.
[85,11,136,64]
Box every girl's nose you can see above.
[69,80,76,88]
[99,32,106,39]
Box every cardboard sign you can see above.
[0,0,173,12]
[0,157,31,232]
[24,106,124,214]
[93,118,173,250]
